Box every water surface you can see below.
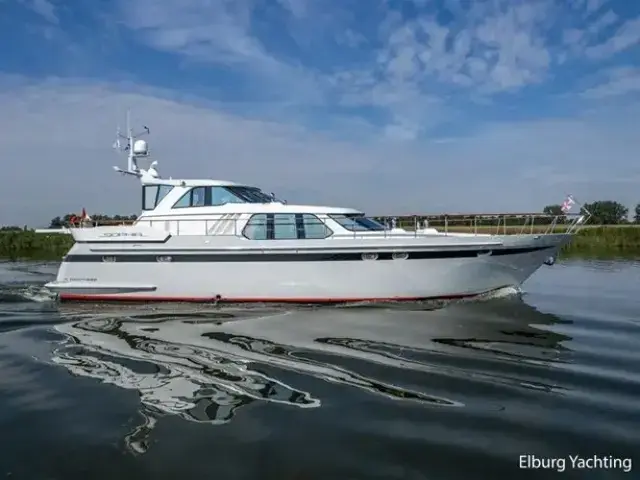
[0,259,638,479]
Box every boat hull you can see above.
[46,234,570,303]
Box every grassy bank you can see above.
[1,226,640,260]
[0,231,74,260]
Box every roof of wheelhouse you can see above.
[141,177,250,188]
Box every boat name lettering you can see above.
[100,232,145,237]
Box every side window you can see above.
[211,186,244,206]
[243,214,268,240]
[173,189,192,208]
[192,187,206,207]
[303,214,331,239]
[173,187,208,208]
[143,186,159,211]
[273,214,297,240]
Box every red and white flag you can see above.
[560,195,575,213]
[80,207,92,221]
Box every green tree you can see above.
[582,200,628,225]
[542,205,564,216]
[543,204,564,215]
[634,203,640,224]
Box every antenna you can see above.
[112,109,158,181]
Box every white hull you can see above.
[46,232,570,303]
[41,114,586,305]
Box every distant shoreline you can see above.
[1,226,639,260]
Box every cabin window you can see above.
[243,214,332,240]
[243,214,268,240]
[302,214,331,239]
[329,214,386,231]
[274,214,297,240]
[142,185,174,211]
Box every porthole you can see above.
[392,252,408,260]
[361,253,378,261]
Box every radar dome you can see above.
[132,139,149,155]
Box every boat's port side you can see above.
[46,232,569,303]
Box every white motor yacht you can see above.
[44,118,587,304]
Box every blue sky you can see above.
[1,0,640,225]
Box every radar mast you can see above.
[112,110,159,181]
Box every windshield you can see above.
[329,214,386,231]
[225,186,274,203]
[142,185,174,210]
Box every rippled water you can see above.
[0,259,639,479]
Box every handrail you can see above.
[62,212,589,238]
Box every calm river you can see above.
[0,259,638,479]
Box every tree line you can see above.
[47,213,138,228]
[543,201,640,225]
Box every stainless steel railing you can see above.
[64,212,589,238]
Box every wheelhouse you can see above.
[134,179,390,238]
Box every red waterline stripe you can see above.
[58,288,510,304]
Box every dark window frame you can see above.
[142,185,175,211]
[242,213,333,240]
[328,214,386,232]
[172,186,274,209]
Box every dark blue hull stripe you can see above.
[63,245,555,262]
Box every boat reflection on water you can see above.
[51,295,572,455]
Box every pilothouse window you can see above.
[173,186,274,208]
[142,185,174,211]
[225,186,274,203]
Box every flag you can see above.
[112,138,121,149]
[81,208,92,221]
[561,195,575,213]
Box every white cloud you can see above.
[582,66,640,98]
[1,76,639,226]
[106,0,640,138]
[586,10,618,35]
[19,0,58,24]
[585,17,640,59]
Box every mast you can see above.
[112,109,157,180]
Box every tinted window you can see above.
[243,214,331,240]
[243,214,268,240]
[142,185,174,210]
[303,214,331,238]
[211,186,245,206]
[173,187,209,208]
[329,214,386,231]
[273,214,296,240]
[173,189,192,208]
[226,186,273,203]
[192,187,206,207]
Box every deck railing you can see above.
[62,212,589,238]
